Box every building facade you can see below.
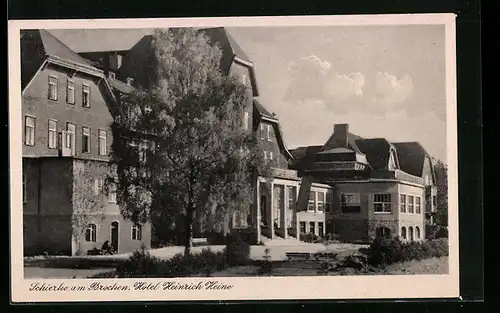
[291,124,437,242]
[21,30,151,256]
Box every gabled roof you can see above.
[392,142,430,177]
[253,100,293,160]
[48,28,153,53]
[353,138,392,171]
[200,27,259,97]
[21,29,103,91]
[199,27,251,65]
[253,99,276,120]
[107,77,135,94]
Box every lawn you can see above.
[210,257,449,277]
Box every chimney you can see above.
[333,124,349,148]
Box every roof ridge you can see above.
[42,29,94,67]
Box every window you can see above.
[287,186,296,210]
[24,116,35,146]
[243,111,249,130]
[66,79,75,104]
[401,226,407,240]
[48,75,58,100]
[263,151,267,160]
[241,73,249,87]
[267,125,272,141]
[300,222,306,234]
[82,127,90,153]
[126,77,134,86]
[415,197,421,214]
[138,141,148,163]
[376,227,391,237]
[269,151,273,161]
[318,222,324,236]
[98,130,107,155]
[260,124,265,140]
[309,222,315,235]
[108,72,115,79]
[341,193,361,213]
[317,192,325,212]
[415,226,421,239]
[66,123,75,153]
[400,194,406,213]
[22,172,26,204]
[94,179,104,195]
[85,224,97,242]
[308,191,316,211]
[48,120,57,149]
[108,183,117,203]
[408,195,414,213]
[432,195,437,207]
[82,84,90,107]
[325,192,332,213]
[131,224,142,240]
[408,226,414,241]
[373,194,392,213]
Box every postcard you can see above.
[9,14,459,302]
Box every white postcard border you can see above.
[9,14,459,302]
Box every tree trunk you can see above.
[184,208,195,256]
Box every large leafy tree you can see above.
[109,28,267,255]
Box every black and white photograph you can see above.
[9,14,459,302]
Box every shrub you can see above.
[364,237,449,267]
[115,247,229,278]
[426,225,449,240]
[365,236,404,266]
[256,248,273,275]
[225,232,250,266]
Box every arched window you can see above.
[401,226,407,240]
[131,224,142,241]
[409,226,414,241]
[415,226,421,239]
[85,224,97,242]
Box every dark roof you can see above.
[322,131,364,153]
[290,145,323,171]
[20,29,99,90]
[107,78,135,94]
[253,100,275,120]
[393,142,429,177]
[318,147,354,154]
[353,138,393,171]
[48,28,154,53]
[199,27,251,65]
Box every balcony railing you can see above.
[270,167,298,180]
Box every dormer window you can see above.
[389,149,398,170]
[108,72,116,79]
[241,73,249,87]
[267,125,272,142]
[126,77,134,86]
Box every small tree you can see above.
[434,159,448,227]
[109,28,268,255]
[71,161,108,255]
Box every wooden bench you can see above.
[192,238,208,246]
[286,252,312,261]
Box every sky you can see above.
[50,25,448,161]
[226,25,447,162]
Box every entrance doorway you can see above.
[260,195,267,225]
[110,221,119,253]
[376,226,391,238]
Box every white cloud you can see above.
[372,72,413,105]
[284,55,364,105]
